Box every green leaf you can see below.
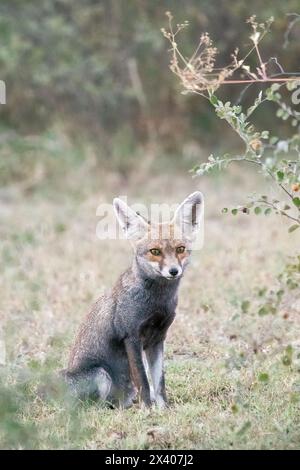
[292,197,300,208]
[264,208,272,216]
[271,83,281,92]
[277,171,284,182]
[261,130,269,139]
[270,136,279,145]
[276,108,284,118]
[231,209,238,215]
[288,224,300,233]
[286,80,299,91]
[222,208,228,214]
[190,165,200,173]
[254,207,262,215]
[210,94,219,106]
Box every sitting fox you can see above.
[63,191,203,408]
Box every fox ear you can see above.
[173,191,204,238]
[113,198,148,240]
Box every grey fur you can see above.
[63,192,203,408]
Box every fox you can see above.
[63,191,203,408]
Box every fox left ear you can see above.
[173,191,204,238]
[113,198,148,240]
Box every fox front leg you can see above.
[124,337,152,407]
[145,341,168,408]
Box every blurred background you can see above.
[0,0,299,187]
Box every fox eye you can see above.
[150,248,161,256]
[176,246,185,254]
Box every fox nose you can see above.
[169,267,179,277]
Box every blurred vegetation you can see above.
[0,0,299,186]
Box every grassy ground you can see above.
[1,156,300,449]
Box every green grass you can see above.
[1,154,300,449]
[1,357,300,449]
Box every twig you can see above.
[257,199,300,224]
[221,77,300,85]
[224,156,294,200]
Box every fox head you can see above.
[113,192,204,281]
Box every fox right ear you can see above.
[173,191,204,240]
[113,198,148,240]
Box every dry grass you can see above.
[1,161,300,449]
